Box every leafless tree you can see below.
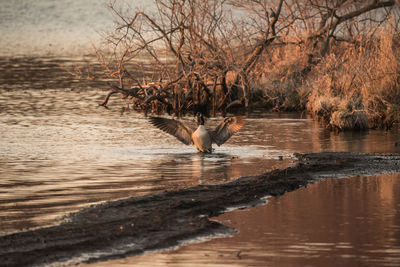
[94,0,397,116]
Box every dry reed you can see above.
[253,27,400,130]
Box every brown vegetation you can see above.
[81,0,399,130]
[305,28,400,130]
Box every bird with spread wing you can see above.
[149,113,245,153]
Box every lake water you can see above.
[1,58,400,266]
[2,2,400,266]
[88,174,400,267]
[0,0,152,57]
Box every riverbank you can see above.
[1,152,400,266]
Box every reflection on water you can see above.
[0,87,295,234]
[1,56,400,266]
[94,174,400,267]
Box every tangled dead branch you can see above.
[86,0,398,121]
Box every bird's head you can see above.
[196,112,205,125]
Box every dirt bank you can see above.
[1,152,400,266]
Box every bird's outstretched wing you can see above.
[149,117,194,145]
[210,116,245,146]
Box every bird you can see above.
[149,113,245,153]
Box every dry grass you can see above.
[252,27,400,130]
[250,44,311,111]
[305,28,400,130]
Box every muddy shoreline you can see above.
[1,152,400,266]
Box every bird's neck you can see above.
[195,124,207,134]
[198,117,204,125]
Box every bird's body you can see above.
[149,113,245,153]
[192,125,212,152]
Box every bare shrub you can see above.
[93,0,288,116]
[81,0,399,130]
[248,0,399,119]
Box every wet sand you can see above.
[1,152,400,266]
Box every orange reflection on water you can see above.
[89,174,400,267]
